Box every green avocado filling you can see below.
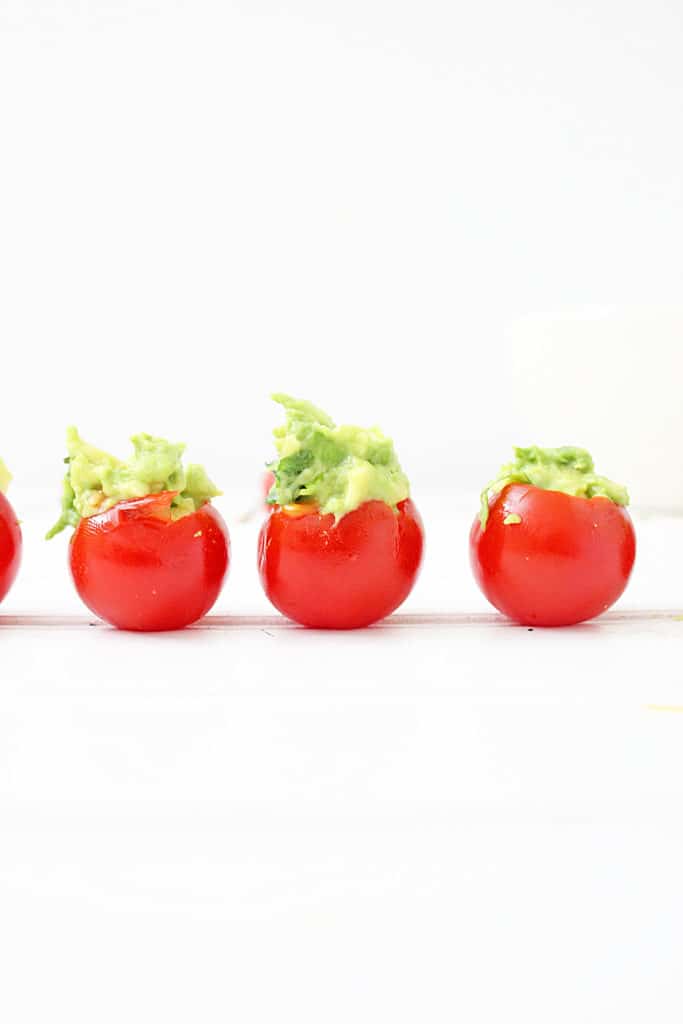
[503,513,522,525]
[47,427,220,538]
[480,445,629,529]
[0,459,11,495]
[267,394,410,521]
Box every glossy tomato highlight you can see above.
[470,483,636,626]
[258,498,424,629]
[69,491,229,631]
[0,491,22,605]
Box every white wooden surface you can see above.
[1,497,682,1022]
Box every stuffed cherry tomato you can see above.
[47,428,229,631]
[0,459,22,604]
[470,446,635,627]
[258,394,424,628]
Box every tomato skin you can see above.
[69,493,230,631]
[470,483,636,626]
[258,498,424,629]
[0,492,22,604]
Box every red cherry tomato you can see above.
[258,498,424,629]
[263,470,275,512]
[470,483,636,626]
[0,492,22,604]
[69,491,230,631]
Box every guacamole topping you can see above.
[503,513,522,525]
[267,394,410,521]
[47,427,220,538]
[0,459,11,495]
[480,446,629,529]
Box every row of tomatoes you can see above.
[0,476,636,631]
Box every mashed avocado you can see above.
[480,445,629,529]
[47,428,220,538]
[267,394,410,520]
[0,459,11,495]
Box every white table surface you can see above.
[2,495,683,1022]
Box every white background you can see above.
[1,0,682,504]
[2,3,683,1021]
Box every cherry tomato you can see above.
[258,498,424,629]
[470,483,636,626]
[263,470,275,512]
[69,491,230,631]
[0,492,22,605]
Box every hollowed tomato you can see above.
[470,483,636,626]
[258,498,424,629]
[69,491,229,631]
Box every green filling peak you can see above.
[480,445,629,529]
[267,394,410,520]
[47,427,220,538]
[0,459,11,495]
